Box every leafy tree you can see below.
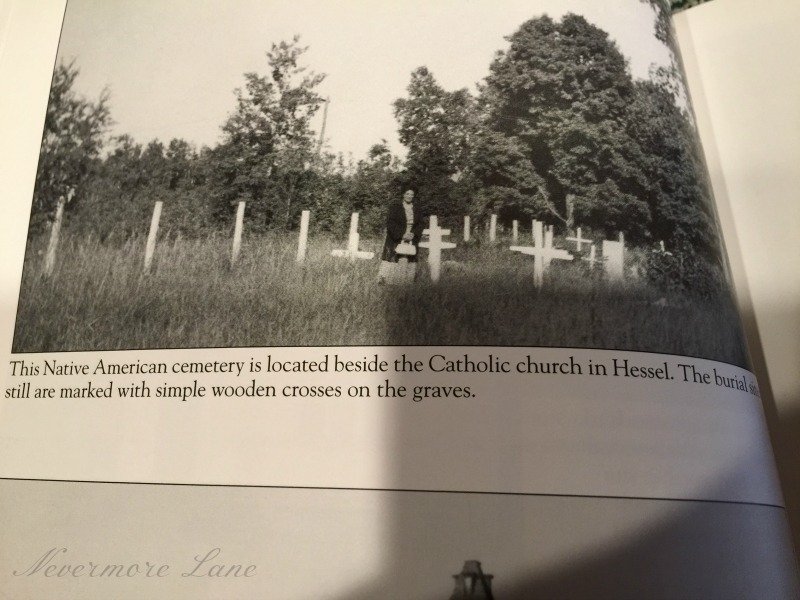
[31,60,112,231]
[212,37,325,231]
[393,67,479,218]
[480,14,651,238]
[627,79,717,256]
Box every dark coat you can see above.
[382,199,424,262]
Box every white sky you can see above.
[56,0,672,159]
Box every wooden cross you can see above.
[331,212,374,260]
[296,210,310,263]
[231,201,245,266]
[510,220,573,288]
[566,227,591,251]
[419,215,456,283]
[43,195,66,276]
[582,244,597,265]
[143,201,163,272]
[542,224,562,270]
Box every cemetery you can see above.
[12,198,749,368]
[16,8,747,365]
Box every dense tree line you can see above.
[32,3,725,292]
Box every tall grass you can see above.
[13,232,749,366]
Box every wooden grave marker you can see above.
[43,195,67,276]
[602,237,625,282]
[296,210,310,263]
[463,215,471,242]
[489,214,497,243]
[231,201,245,266]
[143,201,163,272]
[510,220,573,288]
[582,244,597,266]
[512,219,519,243]
[331,212,374,260]
[566,227,591,251]
[419,215,457,283]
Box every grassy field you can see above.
[12,231,749,366]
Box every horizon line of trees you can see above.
[30,2,727,294]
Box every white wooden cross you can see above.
[143,200,163,272]
[419,215,456,283]
[331,212,374,260]
[510,220,573,288]
[295,210,310,263]
[543,225,556,269]
[566,227,591,251]
[44,195,67,276]
[582,244,597,265]
[231,200,245,266]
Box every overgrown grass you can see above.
[13,232,749,366]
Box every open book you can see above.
[1,0,798,597]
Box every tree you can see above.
[212,37,325,231]
[393,67,479,218]
[627,79,717,257]
[480,14,651,238]
[31,60,112,231]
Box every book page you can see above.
[675,0,800,558]
[1,1,797,598]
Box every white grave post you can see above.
[602,239,625,282]
[489,214,497,243]
[583,244,597,265]
[566,227,591,252]
[331,212,374,260]
[143,201,163,272]
[43,196,66,276]
[463,215,470,242]
[544,226,555,269]
[347,212,359,255]
[296,210,310,263]
[510,220,573,288]
[512,219,519,243]
[419,215,457,283]
[231,201,245,266]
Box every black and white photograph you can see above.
[14,0,747,365]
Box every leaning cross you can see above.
[331,212,374,260]
[419,215,456,283]
[510,220,573,288]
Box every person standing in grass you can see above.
[378,188,424,284]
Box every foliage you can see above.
[393,67,479,218]
[32,21,730,297]
[210,36,326,231]
[479,14,650,238]
[70,135,213,239]
[31,60,112,233]
[645,244,728,301]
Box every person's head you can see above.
[402,189,415,204]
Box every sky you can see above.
[55,0,673,160]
